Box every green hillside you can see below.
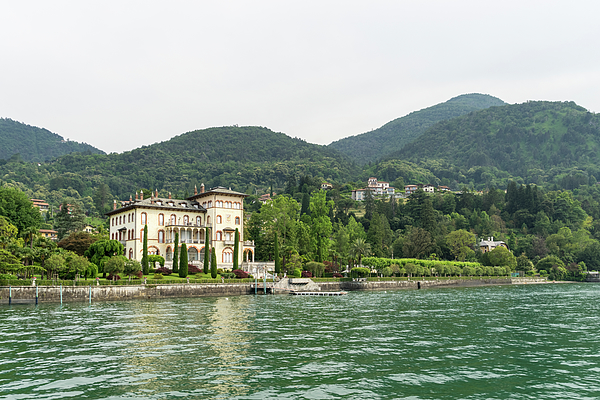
[0,126,359,213]
[328,93,506,164]
[0,118,104,162]
[387,101,600,189]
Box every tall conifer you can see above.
[274,232,281,274]
[142,224,149,275]
[203,228,210,274]
[179,243,188,278]
[173,232,179,273]
[233,228,239,270]
[211,248,217,278]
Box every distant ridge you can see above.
[328,93,506,164]
[0,118,105,162]
[387,100,600,188]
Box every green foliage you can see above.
[104,256,126,278]
[203,231,210,274]
[173,232,179,274]
[329,94,505,164]
[148,254,165,269]
[58,231,98,256]
[179,243,188,278]
[124,259,142,280]
[305,261,326,278]
[142,225,149,275]
[84,240,124,274]
[350,267,370,278]
[233,228,239,270]
[0,118,104,162]
[54,201,86,240]
[211,248,217,279]
[446,229,475,261]
[0,187,42,235]
[392,101,600,189]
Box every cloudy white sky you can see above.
[1,1,599,154]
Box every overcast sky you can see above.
[1,1,599,154]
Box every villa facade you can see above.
[106,185,255,269]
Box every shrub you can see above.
[301,270,313,278]
[106,274,121,281]
[154,267,172,275]
[153,273,163,279]
[220,272,235,279]
[233,269,249,279]
[293,268,301,278]
[0,273,16,280]
[217,268,224,274]
[333,273,343,278]
[135,271,143,279]
[188,264,203,274]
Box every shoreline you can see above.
[0,277,554,304]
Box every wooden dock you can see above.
[289,291,347,296]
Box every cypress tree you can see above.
[173,232,179,273]
[274,232,281,274]
[142,224,149,275]
[211,248,217,278]
[179,243,188,278]
[203,228,210,274]
[233,228,239,270]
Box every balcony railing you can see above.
[166,239,205,244]
[165,222,206,228]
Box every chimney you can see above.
[135,191,138,201]
[155,189,158,198]
[140,191,144,201]
[113,200,116,210]
[129,194,132,202]
[194,185,198,195]
[168,192,172,199]
[200,183,205,194]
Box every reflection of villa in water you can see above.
[107,184,258,270]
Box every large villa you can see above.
[106,184,256,270]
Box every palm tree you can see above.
[351,238,371,267]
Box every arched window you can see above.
[196,216,202,226]
[141,212,147,225]
[235,216,240,225]
[158,214,164,226]
[188,247,198,261]
[166,247,172,261]
[171,214,176,225]
[129,248,133,259]
[119,216,122,225]
[216,215,222,224]
[158,230,165,243]
[184,215,189,225]
[207,216,211,225]
[216,231,222,241]
[140,229,144,243]
[223,249,233,263]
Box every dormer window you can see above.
[156,201,162,205]
[181,203,187,208]
[168,202,174,207]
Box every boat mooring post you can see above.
[60,284,63,306]
[36,285,38,305]
[254,274,257,295]
[89,285,92,306]
[8,286,11,306]
[263,266,267,294]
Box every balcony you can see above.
[165,222,206,228]
[224,240,234,246]
[166,239,205,244]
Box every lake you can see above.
[1,283,599,399]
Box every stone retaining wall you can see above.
[0,278,548,304]
[0,283,254,304]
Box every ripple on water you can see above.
[1,284,600,399]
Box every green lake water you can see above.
[1,283,599,399]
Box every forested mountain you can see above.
[328,93,506,164]
[0,118,104,162]
[0,126,359,214]
[386,101,600,189]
